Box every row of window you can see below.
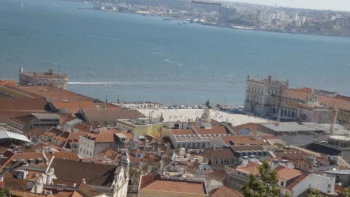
[176,142,210,149]
[247,85,279,95]
[79,148,93,157]
[246,95,264,104]
[33,124,57,127]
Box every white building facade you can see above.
[244,75,289,116]
[19,67,68,90]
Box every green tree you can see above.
[242,160,280,197]
[341,188,350,197]
[308,189,325,197]
[0,188,11,197]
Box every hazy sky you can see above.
[233,0,350,11]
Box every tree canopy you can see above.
[242,160,280,197]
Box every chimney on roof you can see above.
[81,178,86,185]
[19,67,24,73]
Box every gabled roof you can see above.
[0,98,48,112]
[233,123,260,135]
[50,100,96,113]
[236,162,260,176]
[77,183,103,197]
[79,108,145,127]
[209,186,243,197]
[277,167,302,181]
[10,114,36,124]
[50,158,117,187]
[286,174,308,190]
[194,126,229,135]
[141,179,206,195]
[0,152,48,170]
[14,86,94,102]
[84,130,116,143]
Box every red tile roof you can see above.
[286,174,308,190]
[50,158,117,187]
[236,162,260,176]
[50,100,96,113]
[221,135,276,146]
[0,98,48,112]
[277,168,302,180]
[234,123,260,136]
[142,179,206,195]
[284,88,350,111]
[171,129,195,135]
[14,86,94,102]
[195,126,228,135]
[209,186,243,197]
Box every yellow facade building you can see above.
[116,118,163,137]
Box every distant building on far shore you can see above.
[19,67,68,90]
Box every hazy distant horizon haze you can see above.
[231,0,350,11]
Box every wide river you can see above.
[1,0,350,105]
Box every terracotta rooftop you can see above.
[286,173,308,190]
[194,126,228,135]
[236,162,260,176]
[234,123,260,135]
[50,158,117,187]
[10,114,36,124]
[0,111,31,123]
[77,184,103,197]
[221,135,276,146]
[284,88,350,111]
[45,151,79,161]
[50,100,97,113]
[0,98,48,112]
[209,186,243,197]
[13,86,94,102]
[79,108,145,127]
[3,173,29,191]
[171,129,195,135]
[277,168,303,180]
[55,191,74,197]
[26,128,47,137]
[85,130,116,143]
[0,152,48,170]
[141,179,206,195]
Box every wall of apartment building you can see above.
[78,137,95,158]
[325,173,350,186]
[292,174,335,197]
